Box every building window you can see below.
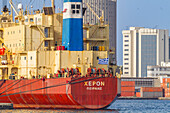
[124,63,129,65]
[124,58,129,60]
[125,35,129,37]
[30,56,32,60]
[16,44,17,47]
[124,40,129,42]
[125,67,129,69]
[124,49,129,51]
[19,30,21,33]
[148,68,154,71]
[125,45,129,47]
[10,44,11,47]
[124,54,129,56]
[19,43,21,46]
[141,35,157,77]
[24,57,26,60]
[125,72,129,74]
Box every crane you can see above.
[84,2,104,25]
[9,0,19,16]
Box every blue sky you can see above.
[2,0,170,65]
[117,0,170,65]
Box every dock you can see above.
[0,103,13,109]
[118,97,158,100]
[158,97,170,100]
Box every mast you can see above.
[10,0,13,22]
[51,0,55,13]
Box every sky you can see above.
[1,0,170,66]
[117,0,170,65]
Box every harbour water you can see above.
[0,100,169,113]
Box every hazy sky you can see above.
[117,0,170,65]
[2,0,170,66]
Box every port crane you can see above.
[84,2,104,25]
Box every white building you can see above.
[122,27,169,78]
[147,62,170,77]
[83,0,117,63]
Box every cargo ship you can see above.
[0,0,120,109]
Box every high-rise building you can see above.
[83,0,117,63]
[122,27,169,77]
[169,37,170,60]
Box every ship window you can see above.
[72,10,75,14]
[25,19,28,22]
[30,18,33,22]
[2,20,7,23]
[76,4,80,9]
[76,10,79,14]
[71,4,75,9]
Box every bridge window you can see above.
[71,4,81,14]
[72,10,75,14]
[76,4,80,9]
[71,4,75,9]
[76,10,79,14]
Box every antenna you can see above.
[153,25,158,29]
[43,0,45,7]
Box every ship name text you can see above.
[84,81,105,91]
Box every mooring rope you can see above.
[1,79,42,95]
[0,76,110,98]
[0,80,21,95]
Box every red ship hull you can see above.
[0,77,117,109]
